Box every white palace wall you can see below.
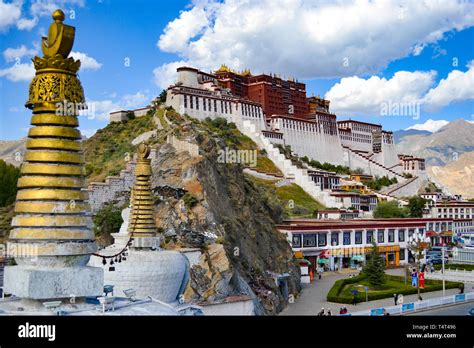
[166,90,266,132]
[269,118,345,165]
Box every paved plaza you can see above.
[280,268,470,315]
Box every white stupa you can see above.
[88,144,189,303]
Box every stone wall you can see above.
[85,160,136,213]
[86,137,200,214]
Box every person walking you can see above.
[327,309,332,316]
[317,307,325,316]
[393,293,398,306]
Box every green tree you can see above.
[159,89,167,103]
[408,196,427,217]
[362,242,386,287]
[0,160,20,207]
[93,203,123,237]
[373,201,409,218]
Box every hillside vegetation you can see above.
[245,175,325,218]
[83,110,158,182]
[0,159,20,207]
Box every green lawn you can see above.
[328,274,462,304]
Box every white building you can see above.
[166,67,265,131]
[278,218,454,272]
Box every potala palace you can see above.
[166,67,428,200]
[110,65,430,209]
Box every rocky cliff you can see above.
[148,115,300,314]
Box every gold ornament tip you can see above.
[52,9,65,22]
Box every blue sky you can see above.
[1,0,473,140]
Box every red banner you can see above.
[419,272,425,289]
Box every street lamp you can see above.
[407,231,431,301]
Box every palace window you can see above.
[398,229,405,242]
[303,234,316,247]
[196,97,199,110]
[221,100,223,113]
[208,98,212,111]
[355,231,362,244]
[366,230,374,244]
[203,97,206,111]
[343,232,351,245]
[388,229,395,243]
[292,234,302,248]
[377,230,384,243]
[331,232,339,246]
[184,95,187,108]
[408,229,415,238]
[214,99,217,112]
[318,233,327,247]
[190,96,194,109]
[399,248,406,261]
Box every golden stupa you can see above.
[128,143,157,239]
[8,9,97,267]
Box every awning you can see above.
[318,258,329,264]
[319,249,331,258]
[299,259,312,266]
[351,255,365,261]
[440,231,453,236]
[426,231,437,237]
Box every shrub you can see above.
[183,192,199,209]
[362,243,386,287]
[93,203,123,237]
[0,160,20,207]
[327,274,462,304]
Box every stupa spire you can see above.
[128,143,157,238]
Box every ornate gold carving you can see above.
[26,71,84,110]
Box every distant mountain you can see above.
[428,152,474,199]
[393,129,430,143]
[0,138,26,166]
[396,119,474,166]
[0,136,88,167]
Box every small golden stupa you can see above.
[128,143,157,239]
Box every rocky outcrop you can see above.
[148,118,300,315]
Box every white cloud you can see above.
[0,62,35,82]
[324,70,436,115]
[82,91,150,121]
[81,100,121,121]
[406,119,449,133]
[0,0,21,32]
[324,61,474,116]
[153,60,187,90]
[0,0,85,32]
[154,0,474,84]
[158,6,210,53]
[422,60,474,110]
[70,51,102,71]
[122,91,148,108]
[16,17,38,30]
[3,45,38,63]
